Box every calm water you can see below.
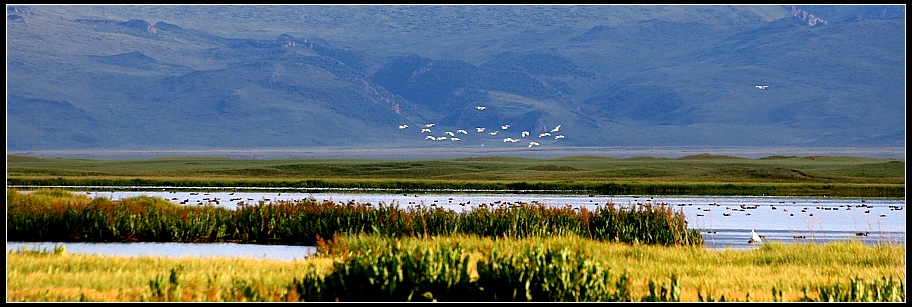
[9,189,906,260]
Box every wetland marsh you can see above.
[5,154,905,301]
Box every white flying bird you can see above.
[489,131,499,136]
[476,106,486,110]
[476,127,486,133]
[399,125,409,129]
[457,129,468,134]
[425,123,435,128]
[539,133,551,138]
[436,136,447,141]
[450,137,461,141]
[755,85,768,90]
[521,131,530,137]
[528,141,540,148]
[421,128,432,133]
[555,135,565,139]
[503,137,518,143]
[425,135,435,140]
[551,125,561,133]
[501,125,510,130]
[445,131,455,137]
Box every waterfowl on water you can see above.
[749,230,762,244]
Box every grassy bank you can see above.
[6,154,905,197]
[7,234,905,302]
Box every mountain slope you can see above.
[5,5,905,154]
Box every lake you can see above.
[8,189,906,260]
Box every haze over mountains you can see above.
[5,5,906,159]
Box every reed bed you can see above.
[7,188,702,246]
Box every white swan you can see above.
[750,230,762,244]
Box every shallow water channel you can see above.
[8,189,906,260]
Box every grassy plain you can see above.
[6,235,905,302]
[5,154,905,197]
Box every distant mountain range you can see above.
[6,5,906,158]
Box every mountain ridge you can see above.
[5,5,905,158]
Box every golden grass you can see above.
[9,234,901,302]
[6,252,335,302]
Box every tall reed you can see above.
[8,189,702,246]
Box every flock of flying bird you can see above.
[398,106,565,148]
[398,85,766,147]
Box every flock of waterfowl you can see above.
[398,106,565,148]
[683,200,902,220]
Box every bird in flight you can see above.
[476,127,486,133]
[521,131,530,138]
[528,141,540,148]
[551,125,561,133]
[755,85,769,90]
[399,125,409,129]
[501,125,510,130]
[476,106,486,110]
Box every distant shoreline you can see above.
[8,146,905,160]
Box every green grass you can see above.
[7,188,701,246]
[6,154,905,197]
